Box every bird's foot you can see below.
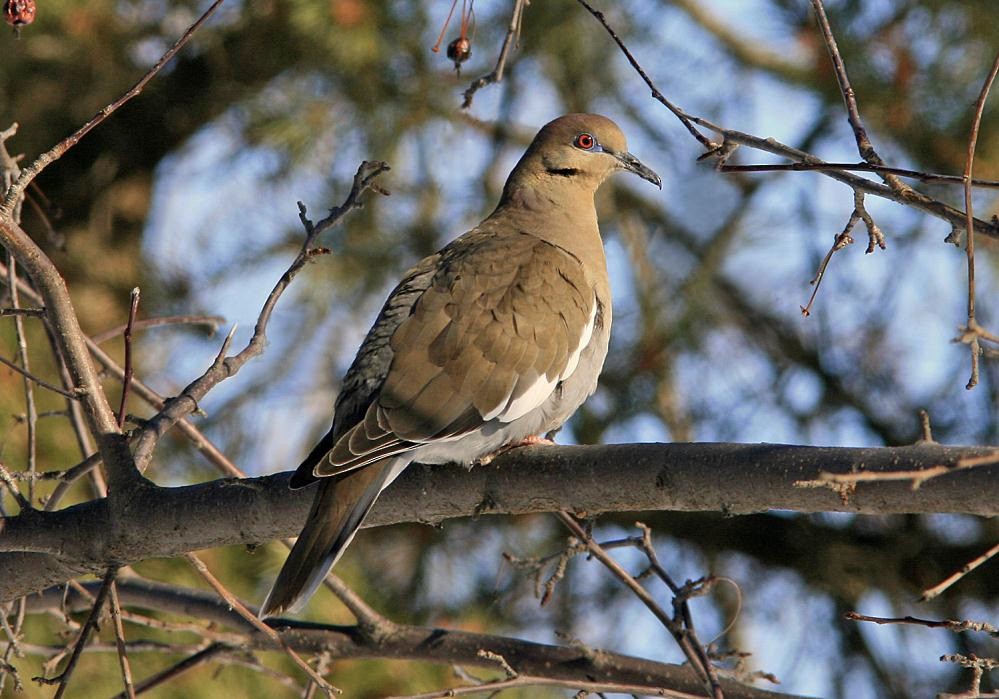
[476,434,556,465]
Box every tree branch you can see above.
[0,442,995,602]
[25,579,801,699]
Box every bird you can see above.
[261,114,661,617]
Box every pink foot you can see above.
[477,435,556,465]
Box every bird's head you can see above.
[506,114,661,198]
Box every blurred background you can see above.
[1,0,997,696]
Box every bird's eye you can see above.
[573,133,596,150]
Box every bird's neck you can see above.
[497,179,600,229]
[492,182,608,289]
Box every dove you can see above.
[261,114,660,617]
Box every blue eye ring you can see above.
[573,133,596,150]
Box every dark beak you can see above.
[604,147,662,189]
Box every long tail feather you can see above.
[261,461,395,618]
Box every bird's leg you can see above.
[476,434,557,465]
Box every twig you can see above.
[39,324,248,511]
[957,51,999,390]
[794,449,999,496]
[91,314,223,345]
[571,4,999,241]
[309,570,396,641]
[130,161,389,472]
[555,512,723,699]
[107,579,136,699]
[574,0,713,150]
[692,114,999,239]
[844,612,998,637]
[800,211,858,317]
[116,288,140,429]
[0,462,32,510]
[0,124,23,223]
[5,258,38,503]
[0,306,44,317]
[34,567,115,698]
[183,554,339,696]
[461,0,527,109]
[853,190,885,253]
[718,161,999,189]
[28,578,811,699]
[0,0,226,215]
[938,654,999,699]
[919,540,999,602]
[0,353,79,400]
[388,674,708,699]
[808,0,903,193]
[116,642,227,697]
[476,649,518,678]
[917,409,935,443]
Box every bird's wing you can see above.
[314,230,597,478]
[288,255,439,489]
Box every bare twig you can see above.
[107,580,136,699]
[0,3,227,485]
[555,512,723,699]
[693,115,999,239]
[0,306,44,317]
[919,540,999,602]
[309,570,396,641]
[130,161,390,473]
[184,554,339,696]
[574,0,713,150]
[800,212,857,317]
[5,259,38,504]
[572,5,999,240]
[19,578,823,699]
[0,462,32,510]
[461,0,527,109]
[34,567,115,698]
[388,674,709,699]
[808,0,904,193]
[938,654,999,699]
[845,612,998,637]
[917,410,935,443]
[116,288,140,430]
[718,161,999,189]
[116,642,227,697]
[853,190,885,253]
[0,353,79,400]
[794,449,999,495]
[91,314,223,345]
[957,51,999,390]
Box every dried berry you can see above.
[447,36,471,65]
[3,0,36,27]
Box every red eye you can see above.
[573,133,595,150]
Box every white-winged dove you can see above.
[261,114,660,617]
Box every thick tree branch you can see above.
[0,442,995,602]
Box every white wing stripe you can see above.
[561,301,597,381]
[496,374,558,422]
[488,298,596,423]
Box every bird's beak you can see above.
[604,147,662,189]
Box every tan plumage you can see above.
[261,114,660,618]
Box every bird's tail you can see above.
[260,460,398,618]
